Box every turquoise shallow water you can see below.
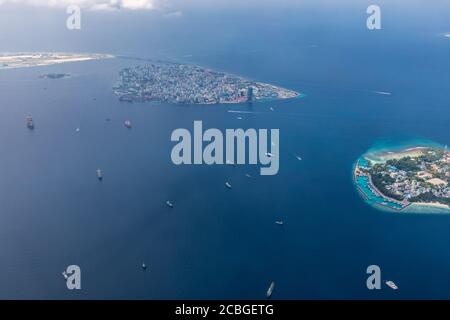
[364,138,443,162]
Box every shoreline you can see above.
[412,202,450,209]
[116,92,303,105]
[367,146,429,163]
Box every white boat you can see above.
[225,182,232,189]
[374,91,392,95]
[142,263,147,270]
[124,120,132,128]
[385,280,398,290]
[265,152,273,157]
[266,281,275,298]
[269,107,275,111]
[76,127,80,133]
[245,173,252,178]
[166,201,174,208]
[275,220,284,225]
[296,155,302,161]
[26,116,34,130]
[62,271,68,280]
[237,116,243,120]
[96,169,103,181]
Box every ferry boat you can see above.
[225,182,232,189]
[166,201,174,208]
[26,116,34,130]
[275,220,284,226]
[266,281,275,298]
[385,280,398,290]
[124,120,132,128]
[96,169,103,181]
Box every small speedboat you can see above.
[269,107,275,111]
[124,120,132,128]
[265,152,273,157]
[275,220,284,226]
[166,201,174,208]
[295,155,302,161]
[266,281,275,298]
[62,271,68,280]
[75,127,80,133]
[385,280,398,290]
[142,263,147,270]
[225,182,232,189]
[245,173,252,178]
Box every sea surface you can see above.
[0,2,449,299]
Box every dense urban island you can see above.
[113,63,300,104]
[354,145,450,212]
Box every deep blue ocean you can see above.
[0,1,449,299]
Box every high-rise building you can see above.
[247,86,254,102]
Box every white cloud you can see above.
[0,0,158,11]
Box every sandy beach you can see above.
[368,146,430,163]
[413,202,450,210]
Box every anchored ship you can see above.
[26,116,34,130]
[96,169,103,181]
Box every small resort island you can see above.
[113,63,300,104]
[0,52,113,70]
[354,140,450,213]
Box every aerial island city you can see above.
[354,145,450,211]
[113,63,300,104]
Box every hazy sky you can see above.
[0,0,448,54]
